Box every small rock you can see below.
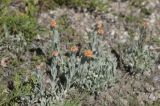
[158,65,160,70]
[149,93,156,101]
[132,81,142,90]
[154,91,160,99]
[134,36,139,41]
[152,75,160,89]
[85,27,92,32]
[143,70,151,76]
[153,75,160,82]
[137,93,148,102]
[104,93,114,102]
[144,83,154,93]
[120,98,128,106]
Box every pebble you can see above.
[120,98,128,106]
[153,75,160,82]
[149,93,156,101]
[158,65,160,70]
[144,83,155,93]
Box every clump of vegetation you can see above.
[0,0,39,42]
[0,0,159,105]
[0,15,37,42]
[55,32,117,91]
[0,18,117,105]
[122,42,155,74]
[0,69,35,106]
[121,28,157,74]
[29,21,117,105]
[39,0,108,12]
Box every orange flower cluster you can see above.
[143,20,148,28]
[97,23,105,35]
[52,50,59,57]
[50,19,57,28]
[84,50,93,58]
[70,46,78,53]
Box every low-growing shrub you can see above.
[0,15,37,42]
[122,42,156,74]
[121,28,157,74]
[39,0,108,12]
[27,23,118,105]
[0,0,38,42]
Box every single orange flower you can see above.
[98,28,105,35]
[97,23,105,35]
[50,19,56,28]
[70,46,78,53]
[143,20,148,28]
[84,50,93,58]
[51,50,59,57]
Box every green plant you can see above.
[0,26,27,55]
[41,0,107,11]
[121,28,157,74]
[0,0,39,42]
[71,32,117,91]
[63,100,80,106]
[11,19,117,105]
[0,69,35,106]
